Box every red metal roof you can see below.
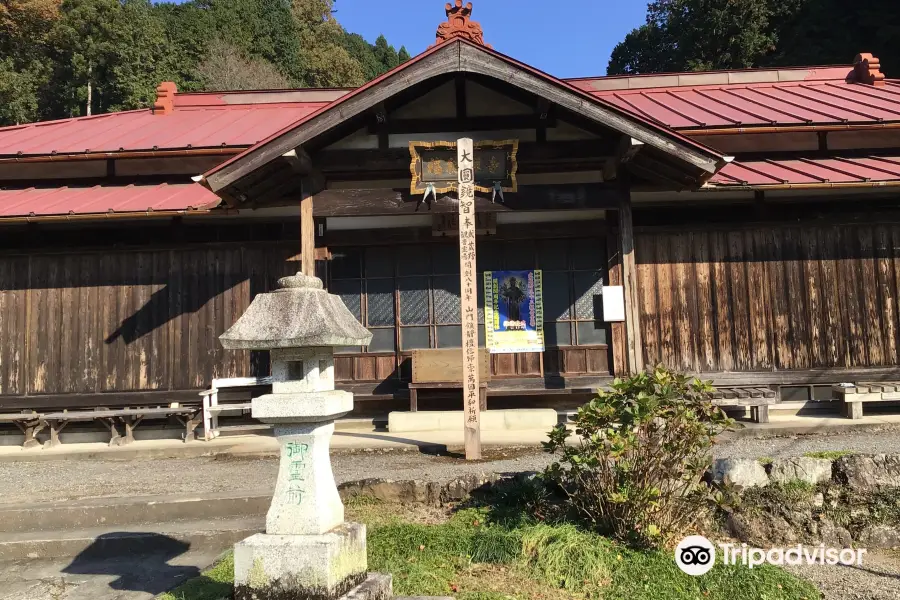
[0,182,220,218]
[0,102,329,157]
[573,78,900,130]
[708,155,900,187]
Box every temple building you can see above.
[2,2,900,426]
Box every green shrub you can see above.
[543,366,733,548]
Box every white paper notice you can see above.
[601,286,626,322]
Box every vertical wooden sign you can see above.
[457,138,481,460]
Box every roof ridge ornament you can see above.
[153,81,177,115]
[434,1,490,48]
[852,53,885,87]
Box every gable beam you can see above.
[366,114,555,135]
[456,43,720,174]
[206,41,721,193]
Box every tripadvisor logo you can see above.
[675,535,716,576]
[675,535,868,576]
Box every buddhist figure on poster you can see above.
[410,140,518,204]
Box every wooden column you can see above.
[618,184,643,374]
[457,138,481,460]
[300,186,315,277]
[607,220,626,377]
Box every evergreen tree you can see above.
[291,0,365,87]
[0,0,409,125]
[398,46,411,64]
[0,0,58,123]
[608,0,900,76]
[373,34,399,72]
[341,32,383,81]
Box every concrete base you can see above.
[388,408,557,433]
[234,523,368,600]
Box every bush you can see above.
[543,366,733,548]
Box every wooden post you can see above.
[458,138,481,460]
[300,186,315,277]
[618,183,643,374]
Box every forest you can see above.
[0,0,409,125]
[608,0,900,76]
[3,0,900,128]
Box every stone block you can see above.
[267,422,344,535]
[253,391,353,423]
[234,523,367,600]
[712,458,769,488]
[769,457,833,485]
[834,454,900,491]
[388,409,557,433]
[858,524,900,549]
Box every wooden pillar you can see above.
[300,186,315,277]
[607,220,626,377]
[457,137,481,460]
[618,183,643,374]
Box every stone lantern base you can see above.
[234,523,391,600]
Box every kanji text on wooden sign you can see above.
[457,137,481,460]
[409,140,518,196]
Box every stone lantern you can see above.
[220,272,390,600]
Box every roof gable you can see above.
[202,38,724,193]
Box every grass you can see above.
[159,497,821,600]
[757,456,774,466]
[803,450,854,460]
[158,552,233,600]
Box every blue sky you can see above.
[334,0,649,78]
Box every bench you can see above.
[832,382,900,419]
[0,412,46,448]
[408,349,491,412]
[199,376,274,440]
[708,386,778,423]
[41,407,202,447]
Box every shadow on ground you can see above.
[62,533,206,595]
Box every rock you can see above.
[819,521,853,548]
[769,457,833,485]
[713,458,769,488]
[813,493,825,508]
[834,454,900,491]
[727,513,797,546]
[858,524,900,549]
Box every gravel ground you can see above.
[0,446,553,505]
[784,551,900,600]
[4,429,900,505]
[3,435,900,598]
[714,428,900,460]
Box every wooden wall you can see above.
[636,222,900,373]
[0,243,298,400]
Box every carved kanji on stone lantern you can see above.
[435,1,490,48]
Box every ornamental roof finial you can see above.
[852,53,886,87]
[434,1,490,48]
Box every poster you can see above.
[483,270,544,354]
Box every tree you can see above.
[0,0,408,125]
[0,0,58,123]
[398,46,411,64]
[608,0,777,75]
[197,38,291,90]
[608,0,900,76]
[291,0,365,87]
[373,34,399,72]
[341,32,383,81]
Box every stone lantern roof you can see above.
[220,272,372,350]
